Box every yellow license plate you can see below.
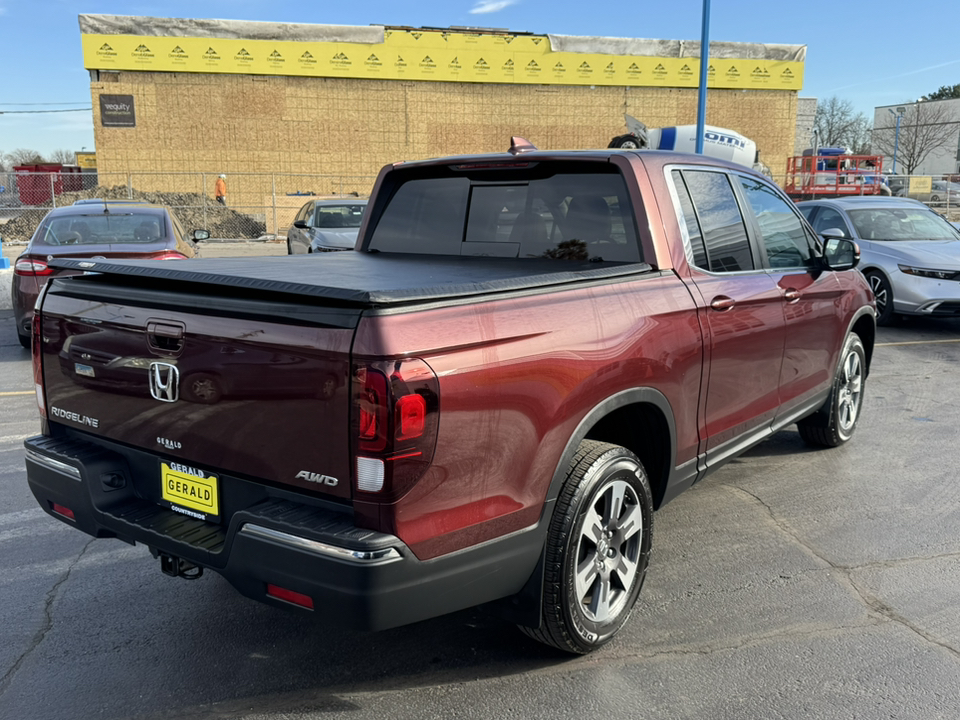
[161,462,219,521]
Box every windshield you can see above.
[35,211,168,246]
[314,204,365,229]
[846,207,960,241]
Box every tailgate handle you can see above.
[147,321,185,355]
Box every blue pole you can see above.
[695,0,711,154]
[892,114,901,174]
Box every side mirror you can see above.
[191,229,210,242]
[822,236,859,271]
[293,220,309,229]
[820,227,846,238]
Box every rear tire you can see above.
[797,333,866,447]
[519,440,653,654]
[17,331,31,350]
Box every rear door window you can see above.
[368,165,642,262]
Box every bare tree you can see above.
[814,96,872,149]
[873,101,959,175]
[4,148,45,166]
[48,148,77,165]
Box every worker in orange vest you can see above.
[215,174,227,206]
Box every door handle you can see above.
[783,288,801,303]
[710,296,735,311]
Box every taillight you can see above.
[14,257,53,276]
[32,312,46,418]
[154,251,188,261]
[351,358,439,501]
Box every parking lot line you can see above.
[0,391,33,396]
[876,338,960,347]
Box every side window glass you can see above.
[738,177,815,269]
[670,170,709,269]
[683,170,754,272]
[811,207,850,237]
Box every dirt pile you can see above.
[0,185,266,241]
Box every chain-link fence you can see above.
[764,171,960,222]
[3,169,959,243]
[0,170,377,242]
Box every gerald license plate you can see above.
[161,461,219,521]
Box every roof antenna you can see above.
[508,137,537,155]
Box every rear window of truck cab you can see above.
[366,162,642,262]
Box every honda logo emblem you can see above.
[149,362,180,403]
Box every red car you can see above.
[11,201,207,348]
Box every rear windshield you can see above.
[33,210,168,246]
[367,163,642,262]
[314,204,366,229]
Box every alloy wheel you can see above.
[574,478,643,623]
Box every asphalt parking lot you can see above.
[1,249,959,719]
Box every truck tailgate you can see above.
[38,275,359,505]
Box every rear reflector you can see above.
[266,583,314,610]
[51,502,75,520]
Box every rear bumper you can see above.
[24,434,544,630]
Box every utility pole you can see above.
[695,0,711,154]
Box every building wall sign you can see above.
[81,31,804,91]
[99,94,136,127]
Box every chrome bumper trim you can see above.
[25,449,82,481]
[239,523,402,565]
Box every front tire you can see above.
[607,134,642,149]
[520,440,653,654]
[17,331,31,350]
[865,271,896,326]
[797,333,866,447]
[182,373,223,404]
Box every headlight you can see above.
[898,264,960,280]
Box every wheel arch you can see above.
[547,388,677,511]
[849,308,876,375]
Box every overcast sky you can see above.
[1,0,957,158]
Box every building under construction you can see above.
[78,14,807,230]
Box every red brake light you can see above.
[154,251,188,261]
[352,358,439,501]
[395,393,427,440]
[15,258,52,276]
[357,368,388,451]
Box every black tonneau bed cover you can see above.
[51,253,652,306]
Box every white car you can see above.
[798,197,960,325]
[286,198,368,254]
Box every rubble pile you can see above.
[0,185,267,241]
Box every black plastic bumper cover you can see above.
[23,434,545,631]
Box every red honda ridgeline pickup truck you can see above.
[24,143,875,653]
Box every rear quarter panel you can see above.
[353,272,703,559]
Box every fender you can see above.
[487,386,680,629]
[543,386,679,507]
